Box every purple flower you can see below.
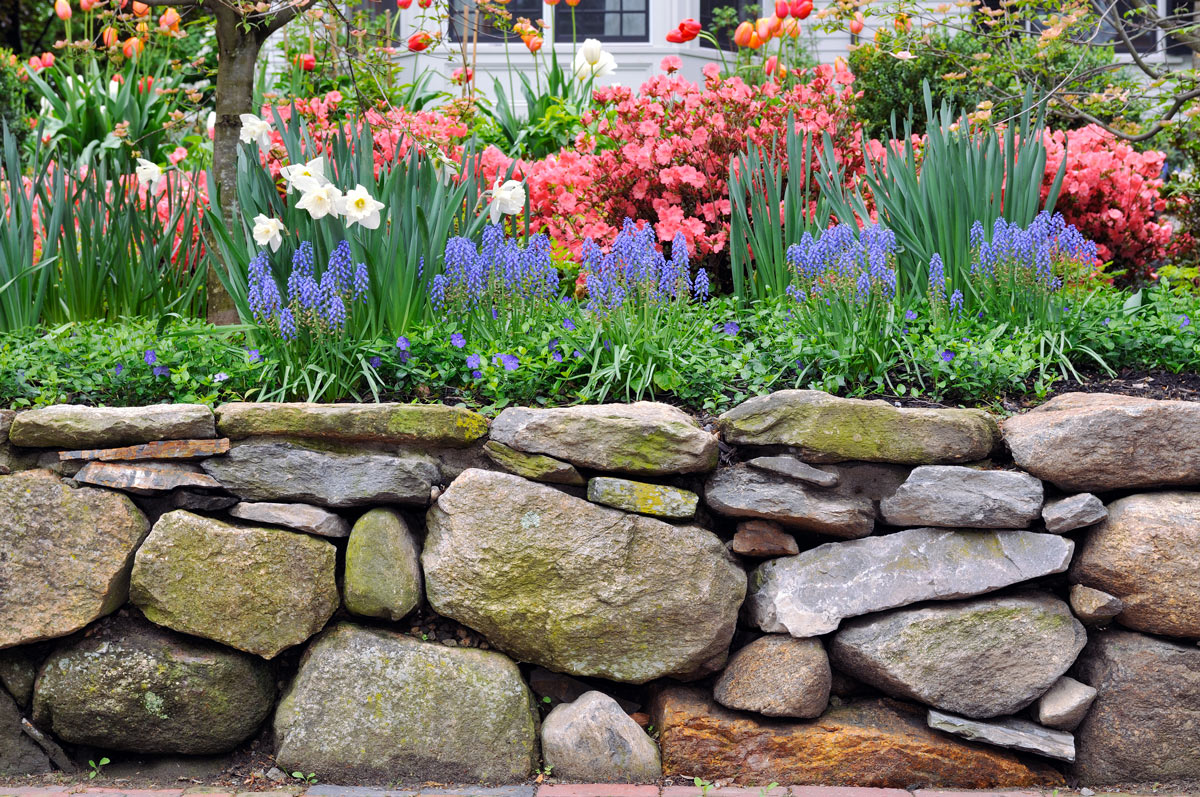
[552,350,564,363]
[396,336,411,351]
[247,349,261,363]
[369,356,382,369]
[398,350,411,364]
[113,363,124,376]
[450,333,466,348]
[143,349,157,365]
[212,372,229,383]
[573,350,584,359]
[152,365,169,377]
[904,310,918,321]
[940,350,955,363]
[723,321,740,336]
[471,370,483,379]
[466,354,482,369]
[494,354,520,371]
[1103,317,1111,327]
[1181,315,1192,328]
[563,318,576,331]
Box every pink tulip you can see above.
[54,0,71,20]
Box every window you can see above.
[550,0,649,43]
[700,0,755,50]
[446,0,544,43]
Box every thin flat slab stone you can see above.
[230,502,350,538]
[10,404,216,449]
[59,438,230,463]
[483,441,585,486]
[706,465,875,539]
[586,477,699,520]
[927,709,1076,763]
[746,456,839,488]
[730,520,799,557]
[74,461,225,495]
[215,402,489,447]
[1042,493,1107,534]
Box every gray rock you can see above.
[1036,676,1097,730]
[483,441,584,486]
[170,490,240,512]
[274,623,538,784]
[0,409,12,445]
[1042,494,1107,534]
[541,691,661,783]
[1069,584,1124,625]
[746,527,1075,637]
[587,477,698,520]
[0,469,149,648]
[214,402,489,447]
[202,441,437,508]
[0,690,50,775]
[705,465,875,539]
[9,404,216,449]
[1072,629,1200,782]
[344,508,423,622]
[826,462,912,504]
[880,466,1043,529]
[424,469,745,684]
[719,390,999,464]
[32,614,274,754]
[130,510,339,658]
[830,593,1086,719]
[747,456,839,488]
[1003,392,1200,491]
[714,635,830,718]
[927,710,1075,762]
[0,648,38,708]
[230,502,350,538]
[489,403,718,476]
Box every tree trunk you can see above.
[206,13,267,325]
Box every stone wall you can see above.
[1,391,1198,788]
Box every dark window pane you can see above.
[700,0,755,50]
[1092,0,1158,53]
[446,0,543,42]
[1166,0,1193,55]
[550,0,650,43]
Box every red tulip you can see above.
[417,0,432,7]
[39,51,55,67]
[54,0,71,20]
[137,75,153,92]
[397,0,411,6]
[406,31,433,52]
[680,18,701,37]
[27,55,44,71]
[797,1,813,18]
[79,0,95,11]
[295,52,315,71]
[775,1,790,17]
[666,28,684,43]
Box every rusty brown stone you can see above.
[59,438,231,463]
[74,461,225,495]
[649,687,1064,788]
[731,520,800,557]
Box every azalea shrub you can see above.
[1041,125,1173,281]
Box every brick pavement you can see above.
[0,786,1078,797]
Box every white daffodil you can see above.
[488,179,526,225]
[252,214,286,252]
[279,156,329,193]
[295,179,344,220]
[430,147,460,184]
[337,184,386,230]
[573,38,617,81]
[134,158,166,196]
[238,113,273,151]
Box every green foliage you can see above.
[87,758,110,780]
[0,50,29,149]
[483,49,589,160]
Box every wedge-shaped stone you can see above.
[706,465,875,538]
[74,461,225,494]
[274,623,538,784]
[830,593,1086,718]
[483,440,584,485]
[229,502,350,538]
[489,403,718,476]
[587,477,698,520]
[880,466,1043,529]
[927,710,1075,762]
[130,510,339,658]
[1042,493,1107,534]
[0,470,149,648]
[730,520,799,557]
[714,635,830,718]
[719,390,998,464]
[58,438,231,462]
[202,441,436,508]
[1036,676,1096,730]
[1003,392,1200,491]
[745,527,1074,637]
[746,456,839,487]
[1071,491,1200,639]
[215,402,489,447]
[10,404,216,449]
[1069,584,1124,625]
[650,688,1063,788]
[32,614,274,754]
[424,469,745,683]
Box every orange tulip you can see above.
[159,7,180,30]
[524,34,543,52]
[39,51,55,67]
[755,17,773,41]
[101,25,119,46]
[748,30,763,49]
[131,0,149,16]
[79,0,95,11]
[850,12,865,34]
[54,0,72,20]
[783,18,800,37]
[122,36,143,57]
[732,20,753,47]
[768,15,783,35]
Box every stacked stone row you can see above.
[0,390,1197,788]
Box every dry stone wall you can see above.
[1,392,1198,787]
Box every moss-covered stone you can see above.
[32,614,274,754]
[587,476,698,519]
[719,390,998,465]
[344,508,422,622]
[483,440,584,485]
[130,510,339,658]
[9,404,216,449]
[274,622,538,784]
[215,402,488,448]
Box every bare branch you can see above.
[263,0,320,36]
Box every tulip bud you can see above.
[79,0,95,11]
[755,16,772,41]
[397,0,411,6]
[295,52,315,71]
[131,1,148,16]
[39,51,55,67]
[54,0,71,20]
[775,0,790,17]
[122,36,144,58]
[666,28,684,43]
[406,31,432,52]
[101,25,119,46]
[732,20,753,47]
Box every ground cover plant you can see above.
[0,0,1197,411]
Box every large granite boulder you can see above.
[718,391,999,465]
[215,402,488,447]
[202,441,437,508]
[1070,492,1200,639]
[1003,393,1200,491]
[344,508,423,622]
[705,466,875,538]
[0,690,50,775]
[541,691,661,783]
[650,688,1062,788]
[130,510,339,658]
[489,403,718,476]
[1072,629,1200,783]
[714,635,831,718]
[880,466,1043,529]
[745,528,1074,637]
[424,469,745,683]
[274,623,538,784]
[9,404,215,448]
[830,593,1086,719]
[0,469,149,648]
[32,615,274,754]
